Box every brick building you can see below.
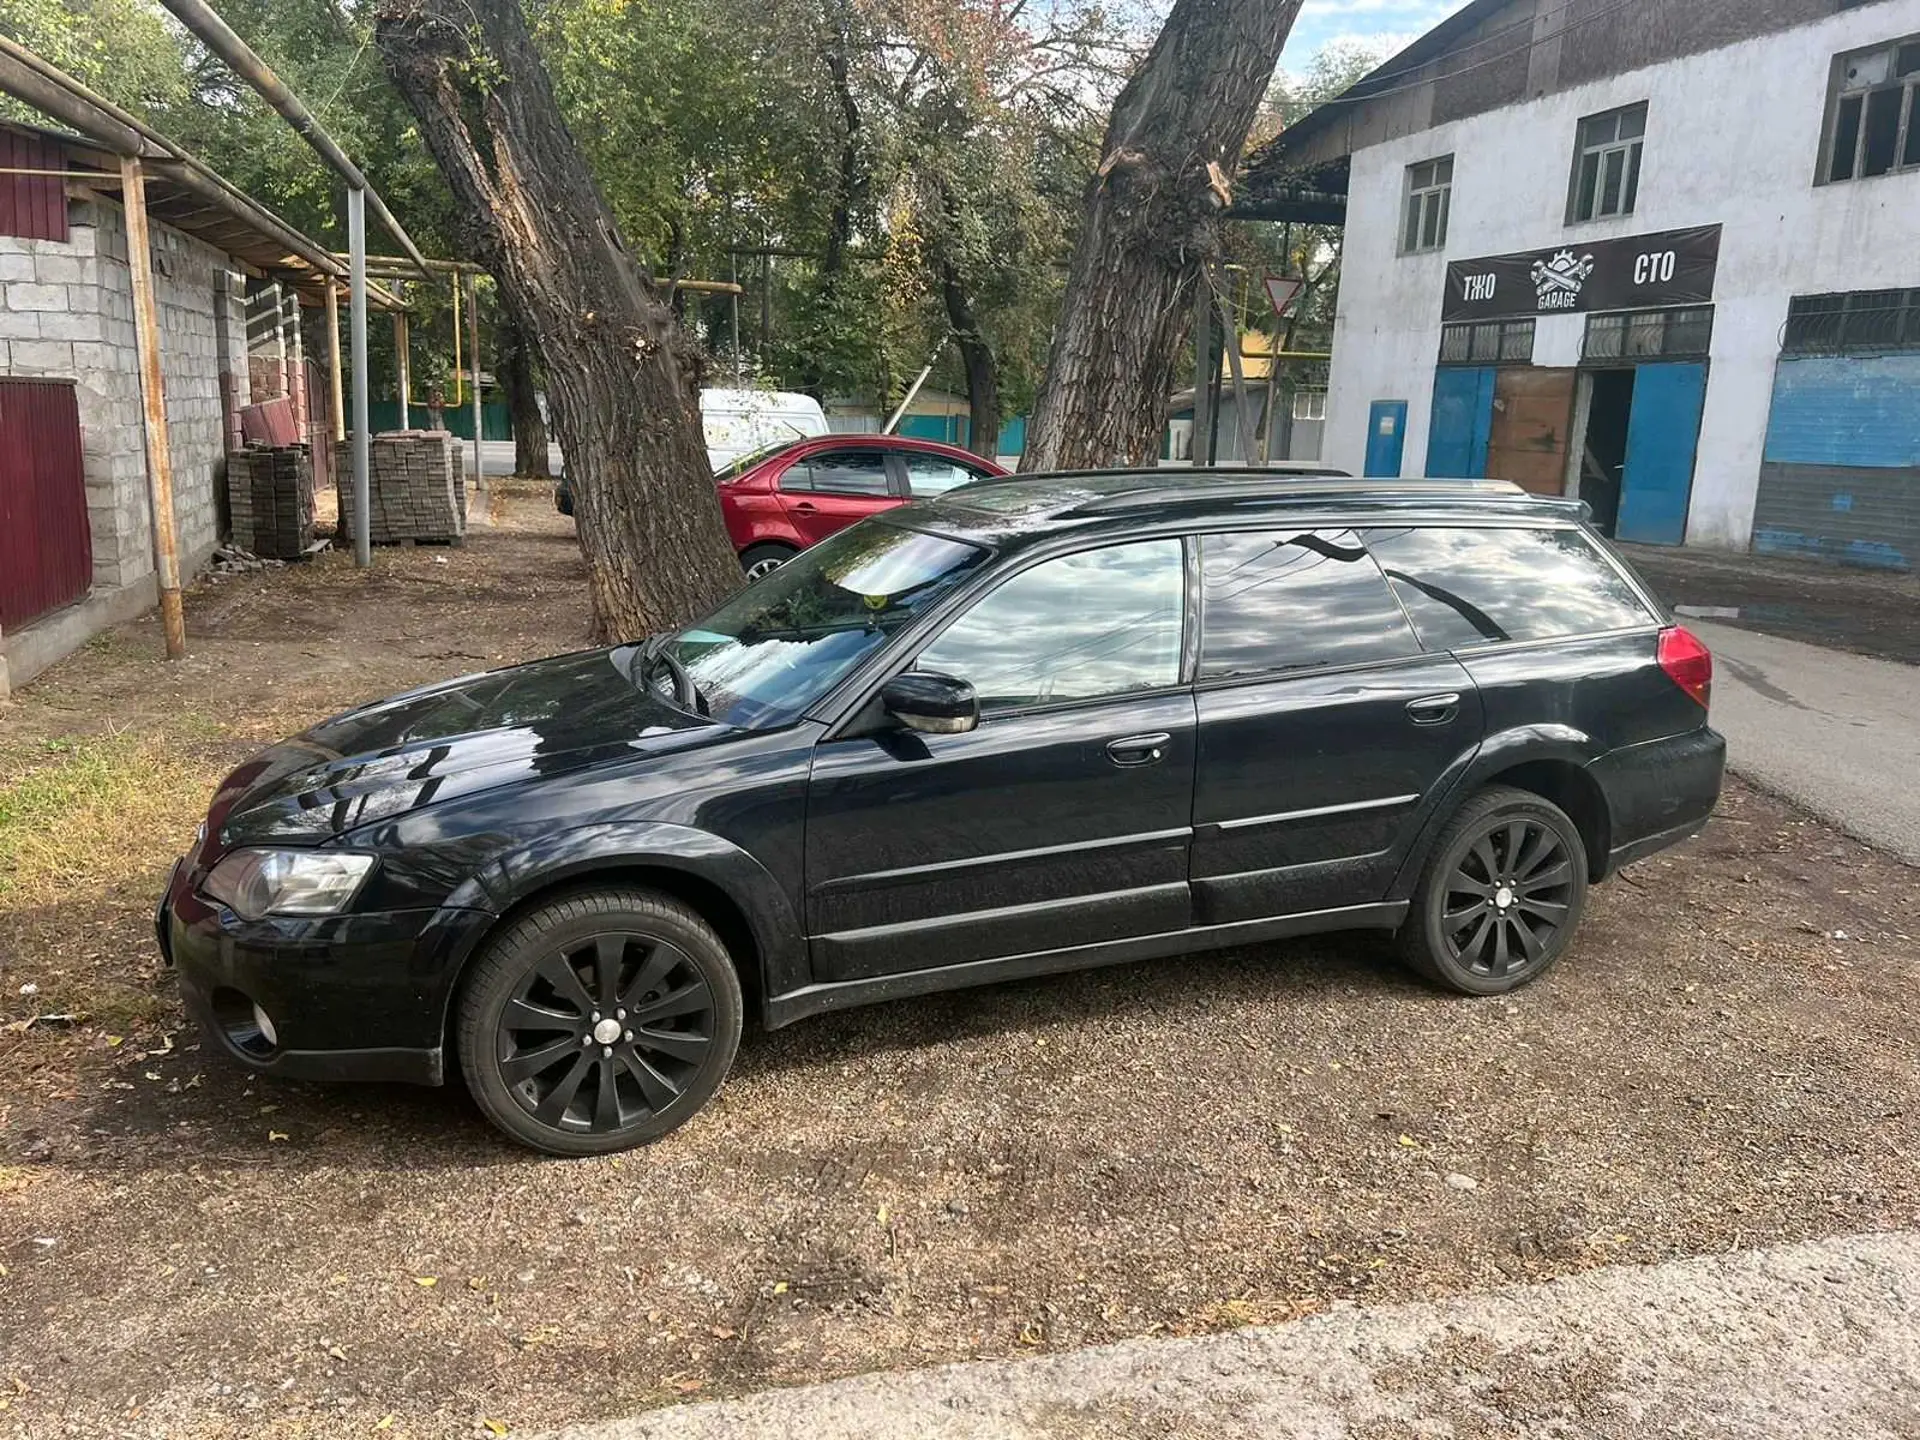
[0,119,395,696]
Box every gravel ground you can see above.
[3,492,1918,1438]
[541,1229,1920,1439]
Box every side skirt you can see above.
[763,901,1409,1029]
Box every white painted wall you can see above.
[1325,0,1920,548]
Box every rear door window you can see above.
[1362,526,1655,649]
[1198,528,1423,679]
[783,450,893,496]
[900,452,990,497]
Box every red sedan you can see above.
[719,435,1008,578]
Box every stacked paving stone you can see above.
[333,431,468,546]
[225,444,314,559]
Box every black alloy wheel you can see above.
[1441,818,1574,977]
[1399,786,1589,995]
[459,888,743,1155]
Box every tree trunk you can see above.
[1020,0,1304,472]
[376,0,740,641]
[500,318,552,479]
[942,267,1000,461]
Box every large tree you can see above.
[1020,0,1304,472]
[375,0,741,641]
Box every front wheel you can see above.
[458,888,743,1156]
[1397,786,1588,996]
[739,543,797,581]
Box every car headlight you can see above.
[202,850,376,921]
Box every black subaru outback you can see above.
[157,472,1724,1155]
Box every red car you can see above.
[718,435,1008,578]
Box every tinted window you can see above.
[785,450,891,496]
[918,540,1183,710]
[1363,526,1655,649]
[1199,529,1421,679]
[901,452,986,497]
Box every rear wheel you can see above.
[1398,786,1588,996]
[740,543,797,581]
[458,887,743,1156]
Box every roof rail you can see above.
[1064,475,1529,515]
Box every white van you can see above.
[700,389,828,472]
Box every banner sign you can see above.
[1443,225,1721,322]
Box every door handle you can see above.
[1106,733,1171,767]
[791,501,818,514]
[1406,693,1461,726]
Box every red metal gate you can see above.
[0,378,92,630]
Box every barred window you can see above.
[1584,307,1713,361]
[1439,319,1535,366]
[1783,289,1920,352]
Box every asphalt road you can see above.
[541,1231,1920,1439]
[1692,620,1920,865]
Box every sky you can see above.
[1282,0,1476,74]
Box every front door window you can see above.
[917,539,1185,710]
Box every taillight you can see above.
[1658,625,1712,709]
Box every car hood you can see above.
[206,646,722,850]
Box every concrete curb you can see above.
[539,1231,1920,1439]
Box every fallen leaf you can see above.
[709,1325,735,1340]
[467,1277,486,1291]
[1397,1134,1417,1148]
[670,1379,704,1395]
[413,1276,438,1288]
[772,1281,789,1295]
[1019,1322,1044,1345]
[328,1345,347,1361]
[268,1130,290,1142]
[876,1204,889,1225]
[106,1035,124,1047]
[482,1420,509,1436]
[372,1418,394,1433]
[144,1072,161,1082]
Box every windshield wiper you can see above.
[640,634,711,718]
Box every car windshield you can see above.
[662,522,989,727]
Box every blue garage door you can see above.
[1616,362,1707,546]
[1426,368,1496,478]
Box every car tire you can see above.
[740,543,797,581]
[457,887,744,1156]
[1396,786,1588,996]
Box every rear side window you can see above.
[1362,526,1655,649]
[784,450,891,496]
[1199,528,1422,679]
[900,452,987,497]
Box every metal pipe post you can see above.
[348,185,371,568]
[394,310,411,429]
[466,271,483,492]
[121,155,186,658]
[1191,275,1213,467]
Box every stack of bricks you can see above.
[334,431,468,546]
[225,444,315,559]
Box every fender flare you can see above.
[438,821,806,1022]
[1388,725,1610,900]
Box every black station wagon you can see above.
[156,473,1725,1154]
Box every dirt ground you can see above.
[3,491,1918,1439]
[1622,542,1920,666]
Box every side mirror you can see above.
[881,672,978,735]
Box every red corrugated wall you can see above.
[0,379,92,630]
[0,131,70,242]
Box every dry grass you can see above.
[0,728,214,910]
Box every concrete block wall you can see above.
[0,197,252,597]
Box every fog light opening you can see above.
[210,986,279,1057]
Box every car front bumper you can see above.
[155,854,495,1087]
